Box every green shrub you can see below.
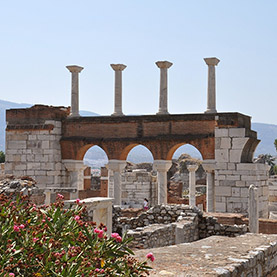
[0,194,152,276]
[0,151,4,163]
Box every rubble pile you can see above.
[0,175,45,204]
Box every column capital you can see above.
[156,61,173,69]
[153,160,172,172]
[204,57,220,66]
[66,65,84,73]
[202,160,215,173]
[187,164,199,172]
[62,160,86,171]
[107,160,126,172]
[110,64,127,71]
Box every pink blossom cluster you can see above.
[94,228,104,238]
[111,233,122,243]
[146,252,155,262]
[13,224,25,232]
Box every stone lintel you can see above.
[204,57,220,66]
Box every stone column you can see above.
[249,184,259,233]
[106,160,126,206]
[202,160,215,212]
[187,164,199,207]
[204,57,220,114]
[153,160,172,204]
[62,160,86,190]
[66,65,84,117]
[156,61,173,115]
[110,64,127,116]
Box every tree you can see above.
[275,139,277,152]
[0,151,4,163]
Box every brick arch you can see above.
[120,143,154,161]
[166,142,203,160]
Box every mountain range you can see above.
[0,99,276,165]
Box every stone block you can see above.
[220,138,231,149]
[241,187,249,197]
[236,163,257,171]
[215,149,229,163]
[229,150,242,163]
[225,175,241,181]
[215,186,231,196]
[7,141,27,149]
[229,128,245,138]
[232,187,241,197]
[14,164,27,170]
[232,138,248,149]
[28,135,37,140]
[215,163,227,170]
[215,202,226,212]
[215,128,228,138]
[42,141,50,149]
[227,163,236,170]
[27,163,41,170]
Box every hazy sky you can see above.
[0,1,276,124]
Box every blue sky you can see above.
[0,1,276,124]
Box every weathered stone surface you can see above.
[135,234,277,276]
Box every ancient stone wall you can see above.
[214,127,269,217]
[113,205,247,249]
[109,169,158,208]
[5,106,69,189]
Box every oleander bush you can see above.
[0,194,152,276]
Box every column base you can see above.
[68,113,80,118]
[111,112,124,116]
[156,110,169,115]
[204,109,217,114]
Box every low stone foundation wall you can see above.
[114,204,248,249]
[127,224,176,249]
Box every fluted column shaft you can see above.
[111,64,126,116]
[204,57,220,114]
[249,185,259,233]
[156,61,173,115]
[66,65,84,117]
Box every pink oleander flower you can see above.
[94,228,101,234]
[74,215,80,221]
[100,269,104,273]
[95,268,100,272]
[97,229,104,238]
[104,226,107,232]
[146,252,155,262]
[33,237,39,243]
[57,193,64,199]
[42,219,45,223]
[9,273,15,276]
[111,232,122,242]
[76,198,80,204]
[13,225,20,232]
[19,224,25,229]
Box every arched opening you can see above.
[168,143,206,210]
[82,145,109,196]
[121,144,154,208]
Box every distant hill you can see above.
[0,100,276,164]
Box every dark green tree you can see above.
[0,151,5,163]
[275,139,277,152]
